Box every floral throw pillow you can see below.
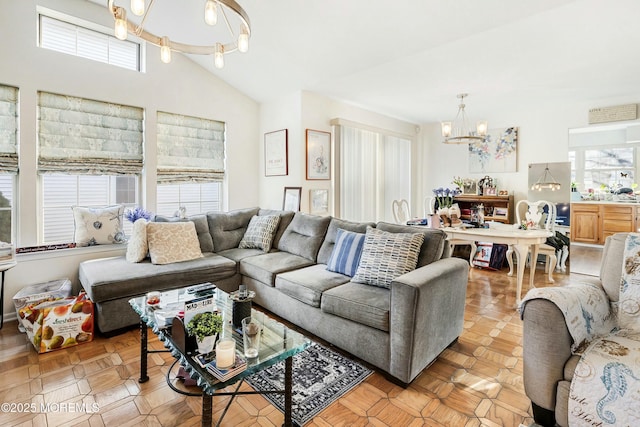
[239,215,281,252]
[72,205,125,246]
[352,226,424,289]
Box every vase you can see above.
[197,334,217,354]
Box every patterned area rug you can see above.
[245,342,372,426]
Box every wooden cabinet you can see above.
[453,195,514,224]
[571,202,636,244]
[571,204,600,244]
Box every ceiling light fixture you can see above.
[107,0,251,68]
[441,93,488,144]
[531,164,562,191]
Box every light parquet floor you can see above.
[0,263,583,427]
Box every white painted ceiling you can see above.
[93,0,640,124]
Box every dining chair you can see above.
[423,196,436,217]
[392,199,411,224]
[506,200,558,282]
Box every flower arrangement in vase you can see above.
[186,311,224,354]
[125,206,153,223]
[432,187,462,227]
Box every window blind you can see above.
[156,111,225,184]
[0,84,18,173]
[37,92,144,175]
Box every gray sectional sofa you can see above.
[79,207,469,384]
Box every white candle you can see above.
[216,339,235,369]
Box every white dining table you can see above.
[442,226,552,305]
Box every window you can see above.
[38,92,143,244]
[156,112,225,216]
[42,175,138,244]
[157,182,221,217]
[0,84,18,244]
[39,12,141,71]
[570,146,636,191]
[335,123,412,223]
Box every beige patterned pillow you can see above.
[352,226,424,289]
[239,215,280,252]
[126,219,148,263]
[147,222,203,265]
[72,205,125,246]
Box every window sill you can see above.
[16,243,127,262]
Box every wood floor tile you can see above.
[0,264,577,426]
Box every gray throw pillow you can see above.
[352,226,424,289]
[239,215,280,252]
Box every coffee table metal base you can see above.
[138,320,296,427]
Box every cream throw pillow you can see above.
[126,218,148,263]
[146,222,203,265]
[72,205,125,246]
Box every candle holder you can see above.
[229,286,255,328]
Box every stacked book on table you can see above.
[193,351,247,381]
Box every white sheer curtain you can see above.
[338,125,411,223]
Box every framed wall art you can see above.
[264,129,288,176]
[468,126,518,173]
[306,129,331,180]
[309,189,329,215]
[282,187,302,212]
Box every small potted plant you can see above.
[186,311,223,354]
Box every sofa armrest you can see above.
[389,257,469,384]
[521,298,572,413]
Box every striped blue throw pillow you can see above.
[326,228,366,277]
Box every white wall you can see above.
[0,0,259,321]
[420,96,640,204]
[259,90,419,216]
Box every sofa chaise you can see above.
[80,207,469,384]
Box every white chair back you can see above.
[423,197,436,217]
[392,199,411,224]
[515,199,556,231]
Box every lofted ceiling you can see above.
[91,0,640,124]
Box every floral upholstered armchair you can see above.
[520,232,640,427]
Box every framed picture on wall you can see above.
[309,189,329,215]
[283,187,302,212]
[264,129,288,176]
[306,129,331,180]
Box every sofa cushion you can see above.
[326,229,365,277]
[154,214,214,253]
[376,222,447,267]
[601,232,628,302]
[239,215,280,252]
[352,226,424,289]
[275,264,351,307]
[321,282,390,332]
[147,222,203,265]
[72,205,126,246]
[277,213,331,261]
[317,218,375,265]
[258,209,295,249]
[216,247,265,263]
[126,218,148,263]
[79,253,237,303]
[207,207,260,252]
[240,252,315,286]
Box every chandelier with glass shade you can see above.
[108,0,251,68]
[441,93,488,144]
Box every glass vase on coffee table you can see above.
[129,286,311,427]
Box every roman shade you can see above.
[37,91,143,175]
[156,111,225,184]
[0,84,18,173]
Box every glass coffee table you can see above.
[129,285,311,427]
